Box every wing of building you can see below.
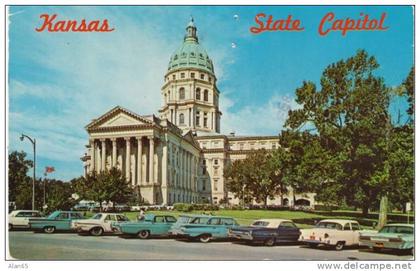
[81,18,315,207]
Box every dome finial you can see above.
[185,16,198,42]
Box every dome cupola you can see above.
[167,17,214,74]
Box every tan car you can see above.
[72,213,129,236]
[300,219,361,250]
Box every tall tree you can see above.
[285,50,390,215]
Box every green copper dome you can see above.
[167,18,214,75]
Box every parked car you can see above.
[8,210,43,230]
[72,213,130,236]
[300,219,361,250]
[229,219,301,246]
[29,211,85,233]
[359,224,414,255]
[171,215,239,243]
[113,214,177,239]
[168,214,200,236]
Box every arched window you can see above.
[179,113,185,125]
[204,89,209,102]
[179,88,185,100]
[195,88,201,100]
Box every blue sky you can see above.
[8,6,413,181]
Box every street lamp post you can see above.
[20,134,36,210]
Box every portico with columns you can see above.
[83,106,200,205]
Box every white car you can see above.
[300,219,361,250]
[72,213,130,236]
[8,210,42,230]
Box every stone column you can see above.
[90,139,95,172]
[137,137,142,186]
[111,138,117,167]
[125,137,131,182]
[162,140,168,205]
[212,111,215,131]
[148,136,155,183]
[96,142,101,172]
[101,139,106,171]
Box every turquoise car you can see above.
[29,211,85,233]
[114,214,177,239]
[171,215,239,243]
[359,224,414,255]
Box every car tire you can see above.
[335,241,345,251]
[264,237,276,247]
[308,243,318,248]
[199,234,211,243]
[138,230,150,239]
[90,227,104,236]
[373,247,382,253]
[44,226,55,234]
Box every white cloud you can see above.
[220,93,300,136]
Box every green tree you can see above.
[44,179,76,213]
[72,168,134,210]
[285,50,390,215]
[224,159,250,206]
[8,151,33,204]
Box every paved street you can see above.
[8,231,413,261]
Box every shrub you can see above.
[173,203,193,212]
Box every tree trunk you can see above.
[264,196,268,209]
[362,205,369,216]
[378,195,388,229]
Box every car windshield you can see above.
[379,226,413,234]
[316,222,343,230]
[190,217,210,224]
[91,214,103,220]
[251,221,270,227]
[177,216,192,223]
[47,211,60,219]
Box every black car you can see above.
[229,219,301,246]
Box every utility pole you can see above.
[20,134,36,210]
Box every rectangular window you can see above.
[181,73,185,79]
[204,112,208,127]
[195,111,200,126]
[202,160,206,175]
[200,73,205,80]
[214,179,218,191]
[191,73,195,78]
[239,143,244,150]
[272,143,276,149]
[214,159,218,165]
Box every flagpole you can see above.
[43,172,47,207]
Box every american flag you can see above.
[45,166,55,173]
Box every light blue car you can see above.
[29,211,85,233]
[171,215,239,243]
[359,224,414,255]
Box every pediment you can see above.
[99,113,145,128]
[183,131,201,149]
[86,106,153,130]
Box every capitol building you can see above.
[81,19,315,206]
